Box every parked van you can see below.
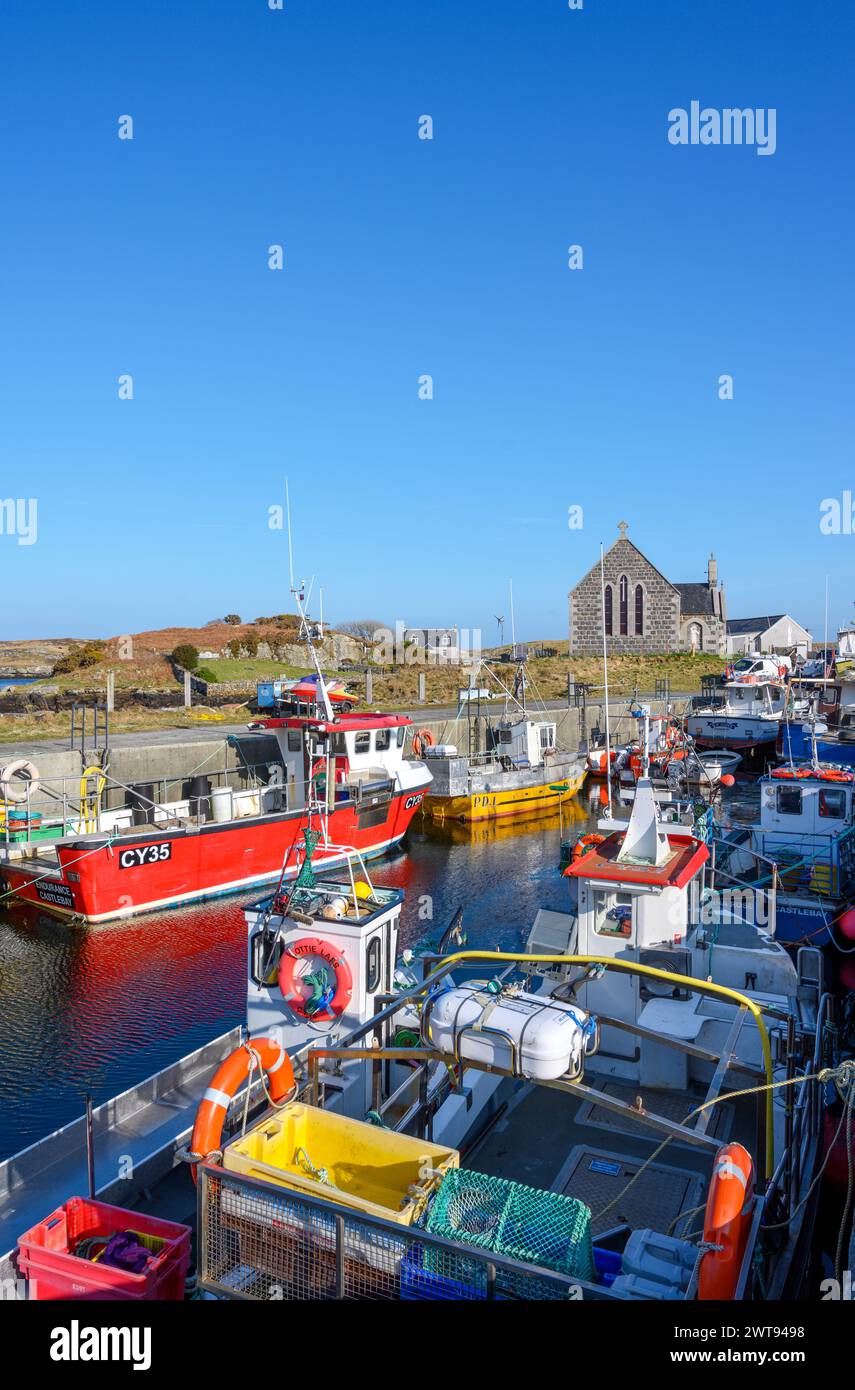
[457,687,494,704]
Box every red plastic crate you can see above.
[17,1197,191,1301]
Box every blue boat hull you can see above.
[774,898,837,947]
[777,722,855,767]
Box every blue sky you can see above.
[1,0,853,643]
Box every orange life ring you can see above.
[412,728,435,759]
[698,1142,755,1300]
[188,1037,296,1180]
[571,832,606,863]
[278,935,354,1021]
[665,723,680,749]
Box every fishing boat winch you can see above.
[427,981,598,1081]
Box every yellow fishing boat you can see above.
[420,716,587,823]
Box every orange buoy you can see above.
[188,1037,296,1181]
[698,1142,755,1299]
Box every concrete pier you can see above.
[0,698,672,816]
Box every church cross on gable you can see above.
[567,522,727,656]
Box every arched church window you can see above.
[604,584,613,636]
[635,584,644,636]
[619,576,628,635]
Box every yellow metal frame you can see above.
[79,766,106,833]
[420,950,776,1178]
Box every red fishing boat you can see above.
[0,709,431,924]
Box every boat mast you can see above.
[600,543,613,816]
[286,478,333,721]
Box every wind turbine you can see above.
[495,615,505,648]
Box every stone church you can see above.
[568,522,728,656]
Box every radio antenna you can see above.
[285,477,295,592]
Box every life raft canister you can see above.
[698,1141,755,1299]
[187,1037,296,1181]
[278,936,354,1022]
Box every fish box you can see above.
[223,1104,459,1224]
[16,1197,191,1301]
[428,983,598,1081]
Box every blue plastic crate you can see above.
[400,1246,487,1301]
[593,1244,622,1287]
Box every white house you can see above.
[403,627,461,663]
[725,614,812,659]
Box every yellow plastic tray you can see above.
[223,1104,458,1225]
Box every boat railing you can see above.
[0,757,315,844]
[751,824,855,897]
[196,1159,605,1302]
[292,951,782,1183]
[753,991,837,1296]
[708,835,779,931]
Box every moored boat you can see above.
[715,762,855,947]
[420,714,586,823]
[0,709,431,923]
[686,674,788,751]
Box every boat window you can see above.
[287,731,301,752]
[330,732,347,756]
[539,725,556,751]
[818,787,847,820]
[604,584,613,636]
[354,732,371,754]
[619,576,628,635]
[365,937,381,992]
[593,889,633,939]
[776,786,802,815]
[396,727,405,747]
[250,932,283,986]
[375,728,391,751]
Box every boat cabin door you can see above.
[575,878,640,1067]
[275,725,310,811]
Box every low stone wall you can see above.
[0,688,187,715]
[191,679,256,698]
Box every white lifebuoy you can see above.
[0,759,39,804]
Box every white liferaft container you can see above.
[428,984,598,1081]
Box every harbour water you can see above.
[0,801,594,1162]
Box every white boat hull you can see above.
[686,714,779,750]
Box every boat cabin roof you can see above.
[563,831,709,889]
[725,678,785,691]
[249,879,404,924]
[253,712,412,733]
[767,765,854,785]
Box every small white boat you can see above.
[686,749,742,784]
